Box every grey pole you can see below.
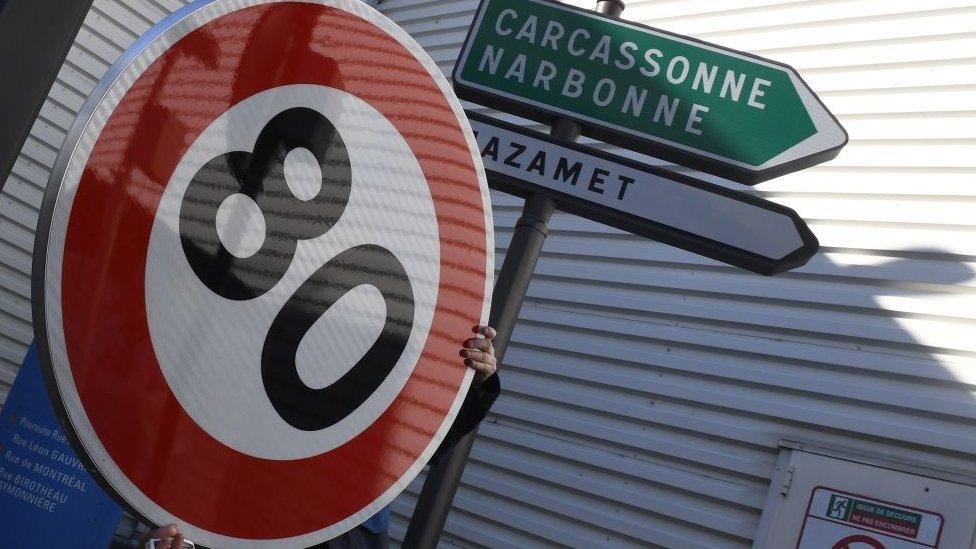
[402,2,625,547]
[0,0,94,191]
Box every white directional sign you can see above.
[468,112,818,275]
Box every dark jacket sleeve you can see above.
[428,373,500,466]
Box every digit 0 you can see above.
[263,244,413,431]
[179,107,415,431]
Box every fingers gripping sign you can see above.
[142,524,193,549]
[462,325,499,384]
[34,1,493,547]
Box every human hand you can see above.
[461,325,498,384]
[141,524,192,549]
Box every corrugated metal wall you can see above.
[0,0,191,404]
[382,1,976,547]
[1,0,974,547]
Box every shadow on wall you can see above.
[782,246,976,461]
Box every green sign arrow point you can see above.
[455,0,847,183]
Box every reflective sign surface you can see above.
[467,112,819,275]
[33,1,492,546]
[454,0,847,183]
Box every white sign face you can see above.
[798,488,944,549]
[146,85,441,461]
[468,113,819,275]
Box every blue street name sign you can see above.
[0,344,123,548]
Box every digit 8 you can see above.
[179,107,351,300]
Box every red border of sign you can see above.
[53,3,487,539]
[795,486,945,549]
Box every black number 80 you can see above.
[179,107,415,431]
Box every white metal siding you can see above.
[379,1,976,547]
[0,1,973,547]
[0,0,191,405]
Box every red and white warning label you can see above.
[797,487,944,548]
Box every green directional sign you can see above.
[454,0,848,184]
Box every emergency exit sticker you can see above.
[797,487,944,548]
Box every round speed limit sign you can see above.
[33,0,492,546]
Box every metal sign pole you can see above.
[402,3,625,547]
[0,0,93,191]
